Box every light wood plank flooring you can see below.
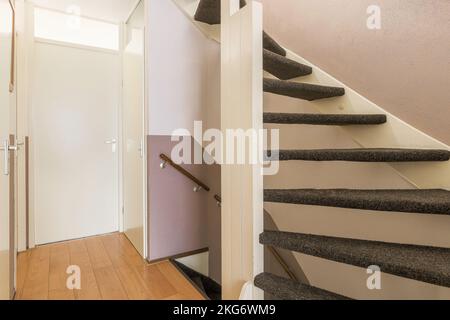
[15,233,205,300]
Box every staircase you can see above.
[193,0,450,300]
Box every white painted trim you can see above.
[25,1,36,249]
[118,22,125,234]
[34,37,119,55]
[171,0,220,43]
[31,4,121,25]
[124,0,142,24]
[142,0,149,260]
[142,0,150,260]
[119,1,148,259]
[221,0,264,300]
[15,0,30,252]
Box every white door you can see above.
[123,1,145,257]
[0,0,15,300]
[32,42,120,245]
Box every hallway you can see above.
[15,233,205,300]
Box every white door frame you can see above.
[122,0,148,259]
[16,3,148,260]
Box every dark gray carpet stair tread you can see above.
[194,1,286,56]
[260,231,450,288]
[263,32,287,56]
[264,49,312,80]
[254,273,350,300]
[264,78,345,101]
[270,149,450,162]
[194,0,246,25]
[264,113,387,125]
[264,189,450,215]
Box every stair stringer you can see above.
[172,0,220,42]
[277,49,450,190]
[173,0,450,190]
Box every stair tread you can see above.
[263,32,287,56]
[194,0,247,25]
[254,273,350,300]
[264,78,345,101]
[264,113,387,125]
[264,189,450,215]
[264,49,312,80]
[260,231,450,288]
[270,148,450,162]
[194,1,286,56]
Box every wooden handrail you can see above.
[159,154,210,192]
[268,246,298,282]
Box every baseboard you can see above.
[146,247,209,265]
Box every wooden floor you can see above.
[15,233,205,300]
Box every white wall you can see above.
[147,0,220,136]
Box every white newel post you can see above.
[221,0,264,300]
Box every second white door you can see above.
[123,0,146,257]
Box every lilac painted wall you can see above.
[147,135,209,261]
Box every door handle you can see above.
[0,139,17,176]
[138,139,144,158]
[105,139,117,145]
[105,139,117,153]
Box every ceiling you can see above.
[29,0,139,23]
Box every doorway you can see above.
[23,1,148,253]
